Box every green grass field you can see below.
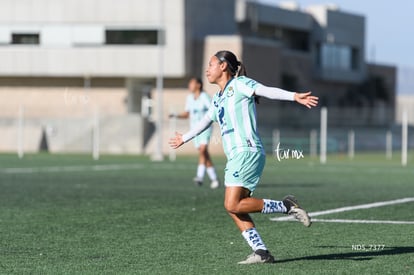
[0,153,413,274]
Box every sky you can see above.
[260,0,414,94]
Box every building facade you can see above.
[0,0,396,155]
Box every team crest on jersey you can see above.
[227,87,234,97]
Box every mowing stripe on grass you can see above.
[310,219,414,224]
[270,197,414,222]
[0,163,193,174]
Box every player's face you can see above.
[206,56,225,84]
[188,79,197,93]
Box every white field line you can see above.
[310,219,414,225]
[270,197,414,222]
[0,163,145,174]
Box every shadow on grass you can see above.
[277,246,414,263]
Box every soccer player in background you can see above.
[170,51,318,264]
[169,77,220,189]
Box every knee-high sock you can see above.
[241,227,268,251]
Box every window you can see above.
[256,24,309,52]
[283,29,309,52]
[318,43,358,71]
[12,33,40,44]
[105,30,161,45]
[257,24,282,40]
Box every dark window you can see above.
[256,24,309,52]
[105,30,161,45]
[351,48,359,70]
[257,24,282,40]
[12,33,40,44]
[283,29,309,52]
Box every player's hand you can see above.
[169,132,184,149]
[294,92,319,109]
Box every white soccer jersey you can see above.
[207,76,264,159]
[185,92,212,131]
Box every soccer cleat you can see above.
[193,177,203,186]
[210,180,219,189]
[238,249,275,264]
[283,195,312,227]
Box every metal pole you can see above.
[348,130,355,159]
[320,107,327,164]
[310,129,317,158]
[386,130,392,160]
[272,129,280,150]
[402,110,408,167]
[93,106,100,160]
[17,105,24,159]
[84,76,91,152]
[169,106,177,162]
[153,0,164,161]
[272,129,280,159]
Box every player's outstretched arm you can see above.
[169,111,189,119]
[169,132,184,149]
[168,114,213,150]
[254,85,318,109]
[294,92,319,109]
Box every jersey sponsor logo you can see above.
[232,171,239,178]
[227,87,234,97]
[246,139,253,147]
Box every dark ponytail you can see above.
[214,50,245,77]
[238,62,247,77]
[214,50,259,103]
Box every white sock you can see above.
[196,164,206,179]
[206,166,217,181]
[242,227,267,252]
[261,199,287,214]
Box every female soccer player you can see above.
[170,78,219,189]
[169,51,318,264]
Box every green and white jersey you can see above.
[207,76,264,159]
[185,92,212,132]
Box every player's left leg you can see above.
[197,130,219,189]
[193,144,206,186]
[203,146,219,189]
[192,135,207,186]
[224,186,275,264]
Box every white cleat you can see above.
[283,195,312,227]
[289,206,312,227]
[210,180,219,189]
[193,177,203,186]
[238,250,275,264]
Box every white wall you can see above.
[0,0,186,77]
[396,95,414,125]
